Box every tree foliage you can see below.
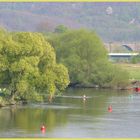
[0,29,69,103]
[54,25,69,33]
[49,29,129,88]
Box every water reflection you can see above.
[0,88,140,137]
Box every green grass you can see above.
[117,63,140,81]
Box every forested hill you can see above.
[0,2,140,42]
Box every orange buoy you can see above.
[41,125,46,133]
[108,105,112,112]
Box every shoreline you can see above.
[0,82,139,107]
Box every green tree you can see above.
[54,25,69,33]
[49,29,129,88]
[0,30,69,103]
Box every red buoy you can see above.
[134,87,140,92]
[41,125,46,133]
[108,105,112,112]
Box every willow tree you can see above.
[49,29,129,88]
[0,30,69,102]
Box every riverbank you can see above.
[0,85,137,107]
[116,63,140,81]
[68,81,135,91]
[1,63,140,107]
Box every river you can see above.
[0,88,140,138]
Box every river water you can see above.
[0,88,140,138]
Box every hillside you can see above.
[0,2,140,42]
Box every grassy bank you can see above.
[116,63,140,81]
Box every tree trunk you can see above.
[10,88,17,102]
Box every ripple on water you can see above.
[61,95,101,99]
[25,103,81,110]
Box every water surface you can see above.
[0,88,139,138]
